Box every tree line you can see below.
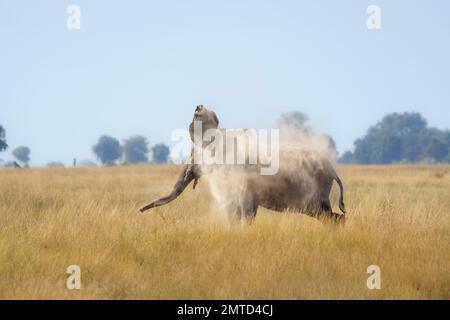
[0,128,170,167]
[92,135,170,165]
[1,111,449,167]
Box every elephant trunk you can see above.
[139,163,199,213]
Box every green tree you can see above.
[0,125,7,152]
[341,112,450,164]
[92,135,122,165]
[12,146,31,165]
[152,144,170,163]
[123,135,149,163]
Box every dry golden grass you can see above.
[0,164,449,299]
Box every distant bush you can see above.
[47,161,65,168]
[78,159,97,167]
[2,161,15,168]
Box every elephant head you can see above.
[189,104,220,144]
[139,105,219,212]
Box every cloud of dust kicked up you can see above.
[200,112,338,218]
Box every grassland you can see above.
[0,164,449,299]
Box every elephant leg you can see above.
[317,205,345,226]
[302,198,326,219]
[241,193,259,224]
[330,212,346,225]
[226,202,241,225]
[304,199,344,226]
[321,198,345,226]
[320,199,332,214]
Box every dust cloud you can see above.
[200,112,339,218]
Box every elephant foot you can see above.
[318,211,346,226]
[329,212,346,226]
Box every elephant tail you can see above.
[333,172,346,214]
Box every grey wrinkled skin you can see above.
[139,105,346,225]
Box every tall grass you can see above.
[0,164,448,299]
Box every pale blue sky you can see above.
[1,0,449,165]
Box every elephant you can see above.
[139,105,346,224]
